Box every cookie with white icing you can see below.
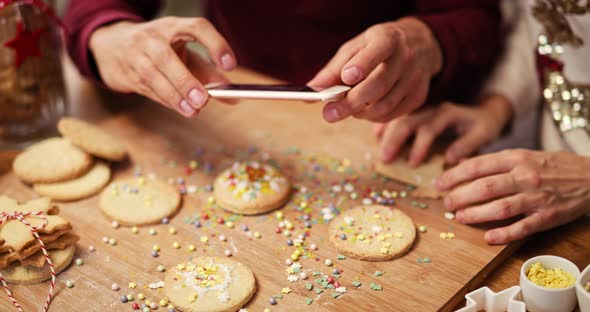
[165,257,256,312]
[213,162,290,215]
[329,205,416,261]
[99,177,180,226]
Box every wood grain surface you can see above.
[0,61,587,312]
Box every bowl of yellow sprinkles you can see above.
[520,255,580,312]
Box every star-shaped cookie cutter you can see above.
[455,285,526,312]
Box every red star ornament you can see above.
[3,21,44,68]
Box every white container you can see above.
[576,264,590,312]
[520,255,580,312]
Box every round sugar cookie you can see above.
[329,205,416,261]
[58,117,127,161]
[33,162,111,201]
[214,162,290,215]
[1,244,75,284]
[165,257,256,312]
[99,177,180,225]
[13,137,93,184]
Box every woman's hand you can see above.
[308,17,442,123]
[437,150,590,244]
[89,17,237,117]
[375,96,512,167]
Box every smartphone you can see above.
[205,83,350,102]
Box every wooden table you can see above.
[0,61,588,312]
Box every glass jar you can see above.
[0,0,67,149]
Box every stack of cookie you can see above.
[12,117,128,201]
[0,196,79,284]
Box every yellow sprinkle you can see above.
[169,227,177,234]
[447,232,455,239]
[131,226,139,234]
[286,267,295,274]
[200,236,209,243]
[254,232,262,239]
[281,287,292,294]
[159,299,168,307]
[357,234,366,241]
[294,249,302,256]
[380,247,389,254]
[275,211,284,220]
[176,264,185,271]
[128,282,137,289]
[189,160,198,169]
[173,242,180,249]
[300,201,308,208]
[294,240,302,247]
[137,293,145,300]
[188,245,196,252]
[264,309,270,312]
[152,245,160,251]
[383,242,391,248]
[145,300,151,306]
[186,293,198,303]
[285,222,294,230]
[291,254,299,261]
[527,262,575,288]
[207,196,215,205]
[373,214,380,219]
[394,232,404,238]
[440,233,448,239]
[377,235,385,241]
[225,221,234,229]
[138,177,145,186]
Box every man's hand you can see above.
[89,17,237,117]
[309,18,442,123]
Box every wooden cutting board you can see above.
[0,67,522,312]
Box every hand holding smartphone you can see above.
[205,83,350,102]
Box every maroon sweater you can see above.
[64,0,501,104]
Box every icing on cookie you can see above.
[335,210,407,255]
[174,260,233,303]
[219,162,286,201]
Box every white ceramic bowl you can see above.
[520,255,580,312]
[576,264,590,312]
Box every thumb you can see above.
[308,40,362,89]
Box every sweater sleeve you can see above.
[63,0,162,80]
[413,0,502,104]
[481,6,539,120]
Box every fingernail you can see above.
[220,53,235,70]
[444,196,452,209]
[342,66,361,85]
[436,178,445,191]
[324,106,341,122]
[188,89,207,109]
[485,231,498,244]
[180,100,195,115]
[455,210,464,223]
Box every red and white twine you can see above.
[0,211,56,312]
